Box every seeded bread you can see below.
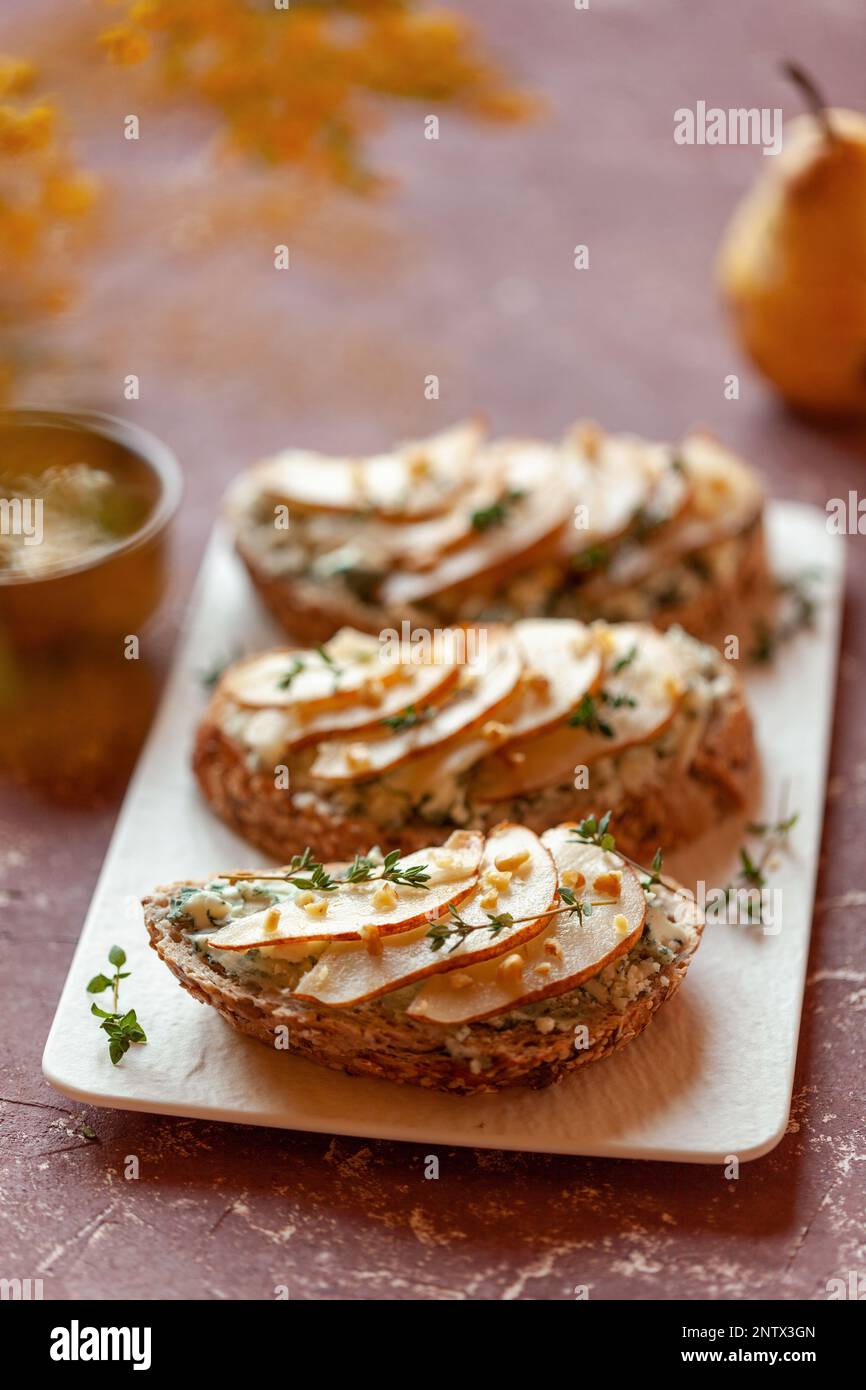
[228,422,769,649]
[193,622,757,866]
[144,873,703,1094]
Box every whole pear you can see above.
[718,69,866,415]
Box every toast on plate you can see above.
[193,618,756,865]
[226,420,769,647]
[144,819,704,1093]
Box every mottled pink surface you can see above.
[1,0,864,1299]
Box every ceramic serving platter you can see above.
[42,502,843,1161]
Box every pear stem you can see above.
[783,61,835,143]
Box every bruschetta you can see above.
[226,420,768,647]
[144,819,704,1092]
[193,618,756,864]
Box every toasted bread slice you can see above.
[144,822,704,1093]
[228,421,768,649]
[194,620,756,867]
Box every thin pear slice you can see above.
[407,829,646,1025]
[470,623,686,802]
[508,620,603,740]
[222,628,419,713]
[292,824,557,1007]
[380,441,574,609]
[309,629,524,783]
[670,433,764,546]
[388,457,511,572]
[252,421,483,521]
[565,429,659,550]
[206,831,484,949]
[224,656,460,751]
[580,436,756,596]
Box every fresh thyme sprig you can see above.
[425,892,616,953]
[380,704,432,732]
[725,787,799,922]
[568,812,689,902]
[601,690,637,709]
[379,849,431,886]
[749,568,822,664]
[470,488,526,532]
[221,846,430,891]
[567,688,637,733]
[87,947,147,1066]
[572,542,609,573]
[567,693,614,737]
[276,657,305,691]
[611,644,637,674]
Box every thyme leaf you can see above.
[86,946,147,1065]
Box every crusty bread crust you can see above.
[192,677,756,866]
[144,887,703,1093]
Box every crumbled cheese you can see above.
[479,889,499,910]
[614,913,630,936]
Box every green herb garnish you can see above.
[470,489,525,532]
[725,791,799,923]
[87,946,147,1066]
[567,693,614,737]
[380,704,432,732]
[276,658,305,691]
[572,543,610,573]
[611,644,637,674]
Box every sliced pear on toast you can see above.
[224,654,460,751]
[292,824,557,1007]
[565,429,658,551]
[380,442,574,609]
[407,829,646,1025]
[206,831,483,949]
[673,432,763,543]
[508,619,603,740]
[581,435,759,596]
[252,421,483,521]
[309,628,524,783]
[389,458,511,572]
[470,623,686,802]
[222,628,417,714]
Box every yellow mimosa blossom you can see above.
[101,0,536,187]
[0,56,36,97]
[0,59,97,394]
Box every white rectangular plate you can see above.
[43,502,843,1161]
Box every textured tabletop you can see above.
[1,0,864,1300]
